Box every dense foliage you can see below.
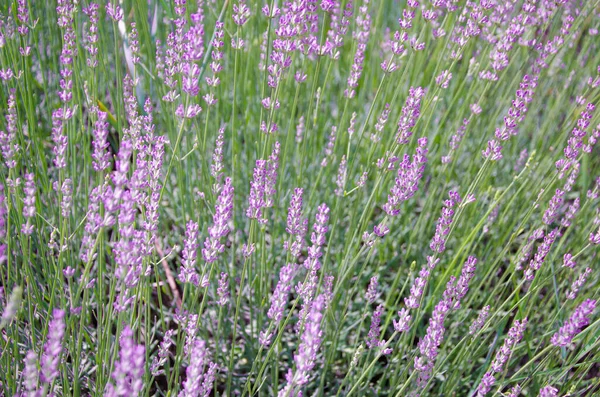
[0,0,599,395]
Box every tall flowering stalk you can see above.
[202,177,234,263]
[279,294,326,396]
[551,299,596,347]
[105,326,145,397]
[475,318,528,396]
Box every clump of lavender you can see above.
[40,309,66,385]
[179,220,200,285]
[566,267,592,300]
[475,318,528,396]
[0,90,19,169]
[202,177,234,263]
[383,137,428,216]
[524,229,558,281]
[280,294,326,396]
[551,299,596,347]
[469,305,491,335]
[21,173,36,235]
[179,338,216,397]
[396,87,426,144]
[105,326,145,397]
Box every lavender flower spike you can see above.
[551,299,596,347]
[179,220,200,285]
[279,295,326,396]
[105,326,145,397]
[539,385,558,397]
[202,177,234,263]
[41,309,66,385]
[476,318,528,396]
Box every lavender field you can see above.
[0,0,599,395]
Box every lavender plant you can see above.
[0,0,599,396]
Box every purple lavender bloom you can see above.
[539,385,558,397]
[105,326,145,397]
[561,197,580,227]
[525,229,558,281]
[469,305,491,335]
[556,103,595,178]
[366,305,390,353]
[476,318,528,396]
[304,204,330,271]
[396,87,426,144]
[247,160,267,221]
[21,173,36,235]
[345,2,371,98]
[211,126,225,181]
[40,309,66,384]
[543,189,564,225]
[507,384,521,397]
[366,276,378,303]
[430,190,460,254]
[335,155,347,197]
[179,221,200,285]
[0,90,19,169]
[566,267,592,300]
[92,110,111,171]
[383,137,428,216]
[551,299,596,347]
[264,142,281,208]
[414,298,451,386]
[217,272,229,306]
[83,3,99,68]
[266,263,298,327]
[280,294,326,396]
[23,350,39,394]
[393,308,411,333]
[179,338,216,397]
[285,188,308,258]
[150,329,175,376]
[202,177,234,263]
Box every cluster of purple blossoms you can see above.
[556,102,595,179]
[92,110,111,172]
[450,1,494,60]
[566,267,592,300]
[280,294,326,396]
[0,186,6,264]
[204,22,224,106]
[476,318,528,396]
[334,155,347,197]
[0,90,18,169]
[21,173,35,235]
[321,3,352,59]
[396,87,426,144]
[179,221,200,285]
[366,305,391,354]
[247,143,280,222]
[414,257,477,386]
[539,385,558,397]
[516,228,544,270]
[442,118,470,164]
[41,309,66,384]
[83,3,99,68]
[105,327,145,397]
[404,190,462,309]
[366,276,378,303]
[551,299,596,347]
[284,188,308,258]
[320,126,337,167]
[430,190,461,254]
[524,228,558,281]
[370,104,391,143]
[483,75,537,161]
[543,189,565,225]
[202,177,234,263]
[210,126,225,183]
[217,272,229,306]
[345,0,371,98]
[381,0,420,73]
[295,204,329,332]
[561,196,580,228]
[469,305,491,335]
[179,338,216,397]
[233,0,250,27]
[150,329,175,376]
[266,263,297,326]
[383,137,428,216]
